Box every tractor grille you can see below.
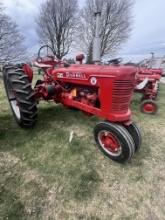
[112,80,134,112]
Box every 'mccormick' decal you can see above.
[57,72,87,79]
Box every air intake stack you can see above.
[93,11,101,64]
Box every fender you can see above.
[136,78,149,90]
[22,63,33,82]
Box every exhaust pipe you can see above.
[93,11,101,64]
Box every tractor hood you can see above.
[52,64,137,81]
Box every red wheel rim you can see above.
[143,103,156,113]
[98,131,121,156]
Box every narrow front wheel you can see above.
[94,122,135,163]
[140,99,158,114]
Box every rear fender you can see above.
[136,78,149,90]
[22,64,33,82]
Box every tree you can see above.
[0,4,26,63]
[77,0,133,63]
[36,0,78,59]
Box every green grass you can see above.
[0,78,165,220]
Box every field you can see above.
[0,77,165,220]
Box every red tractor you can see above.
[2,10,142,163]
[2,44,142,163]
[135,67,162,114]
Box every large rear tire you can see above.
[94,122,135,163]
[3,64,37,128]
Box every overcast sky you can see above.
[1,0,165,61]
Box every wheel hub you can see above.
[99,131,121,155]
[143,103,156,113]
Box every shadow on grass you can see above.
[0,188,26,220]
[0,104,98,148]
[0,168,49,220]
[0,104,101,202]
[72,169,101,201]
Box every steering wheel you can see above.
[37,45,56,62]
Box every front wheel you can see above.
[140,99,158,114]
[94,122,135,163]
[3,64,38,128]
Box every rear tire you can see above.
[140,99,158,114]
[94,122,135,163]
[3,64,37,128]
[124,122,142,152]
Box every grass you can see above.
[0,78,165,220]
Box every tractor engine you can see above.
[34,80,99,109]
[62,86,99,107]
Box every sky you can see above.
[1,0,165,62]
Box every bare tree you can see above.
[77,0,133,63]
[0,4,26,63]
[36,0,78,59]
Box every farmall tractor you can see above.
[135,67,162,114]
[2,12,142,163]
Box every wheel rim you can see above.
[98,130,122,156]
[143,103,156,113]
[7,81,21,120]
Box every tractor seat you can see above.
[33,61,52,68]
[108,58,123,65]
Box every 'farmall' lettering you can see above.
[57,72,86,79]
[66,72,86,79]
